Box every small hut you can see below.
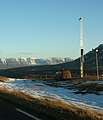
[55,69,72,80]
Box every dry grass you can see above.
[31,85,45,90]
[78,82,103,92]
[0,76,9,82]
[0,87,103,120]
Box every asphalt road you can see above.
[0,97,55,120]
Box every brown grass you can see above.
[0,76,9,82]
[78,82,103,92]
[0,87,103,120]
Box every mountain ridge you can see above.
[0,57,73,69]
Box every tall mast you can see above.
[79,17,84,78]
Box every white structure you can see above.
[79,17,84,78]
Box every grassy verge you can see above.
[0,88,103,120]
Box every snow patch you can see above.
[0,79,103,111]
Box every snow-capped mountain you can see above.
[0,57,73,69]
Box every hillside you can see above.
[61,44,103,68]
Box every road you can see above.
[0,97,55,120]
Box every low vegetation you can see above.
[45,79,103,95]
[77,82,103,91]
[0,87,103,120]
[71,80,103,95]
[0,76,9,82]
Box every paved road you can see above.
[0,97,55,120]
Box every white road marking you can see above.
[15,108,41,120]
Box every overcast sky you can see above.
[0,0,103,59]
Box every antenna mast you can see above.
[79,17,84,78]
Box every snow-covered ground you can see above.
[0,78,103,111]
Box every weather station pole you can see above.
[79,17,84,78]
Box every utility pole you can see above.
[96,49,99,80]
[79,17,84,78]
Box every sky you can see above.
[0,0,103,59]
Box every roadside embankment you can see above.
[0,87,103,120]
